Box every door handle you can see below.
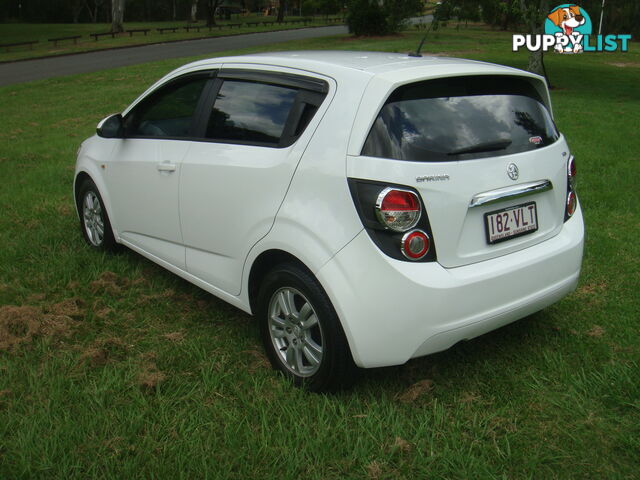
[157,162,176,173]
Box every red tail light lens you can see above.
[566,191,577,218]
[568,156,577,189]
[401,230,430,260]
[375,188,421,232]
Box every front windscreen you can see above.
[362,75,559,162]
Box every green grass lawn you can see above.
[0,24,639,478]
[0,16,343,63]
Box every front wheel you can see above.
[77,178,118,252]
[258,263,357,392]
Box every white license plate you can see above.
[484,202,538,244]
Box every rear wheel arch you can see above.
[248,249,314,314]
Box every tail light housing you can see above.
[348,179,437,263]
[564,155,578,221]
[375,188,421,232]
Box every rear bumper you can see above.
[316,205,584,368]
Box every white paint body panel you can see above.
[75,51,584,369]
[106,138,188,269]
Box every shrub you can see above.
[346,0,423,36]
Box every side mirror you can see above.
[96,113,124,138]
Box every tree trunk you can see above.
[72,0,85,23]
[206,0,221,26]
[519,0,551,86]
[111,0,125,33]
[277,0,286,22]
[190,0,198,23]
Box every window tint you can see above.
[125,76,208,138]
[362,76,559,162]
[205,80,298,146]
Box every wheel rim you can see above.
[268,287,324,377]
[82,191,105,247]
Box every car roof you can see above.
[179,50,522,78]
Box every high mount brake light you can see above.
[375,188,421,232]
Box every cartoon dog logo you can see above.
[546,5,587,53]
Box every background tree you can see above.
[346,0,423,36]
[277,0,288,22]
[190,0,198,22]
[205,0,224,26]
[517,0,550,81]
[111,0,125,32]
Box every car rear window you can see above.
[362,75,559,162]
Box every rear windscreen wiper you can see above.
[448,139,512,156]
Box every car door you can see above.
[106,72,211,269]
[179,68,328,295]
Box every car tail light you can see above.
[564,156,578,222]
[567,155,577,190]
[375,188,421,232]
[401,230,430,260]
[566,191,577,218]
[348,179,437,263]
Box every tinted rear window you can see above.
[362,75,559,162]
[205,80,298,146]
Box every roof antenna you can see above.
[408,33,428,57]
[408,11,439,58]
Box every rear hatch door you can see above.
[347,74,570,268]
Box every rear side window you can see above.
[124,76,208,138]
[362,75,559,162]
[205,80,298,146]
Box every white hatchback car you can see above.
[75,51,584,391]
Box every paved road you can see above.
[0,25,348,87]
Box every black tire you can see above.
[77,178,118,252]
[257,262,358,392]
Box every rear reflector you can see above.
[375,188,421,232]
[401,230,430,260]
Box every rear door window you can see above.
[362,75,559,162]
[205,80,298,146]
[202,72,328,148]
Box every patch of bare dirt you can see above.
[0,305,77,351]
[459,391,482,404]
[90,271,131,296]
[389,436,413,453]
[366,460,384,480]
[0,389,11,409]
[587,325,606,337]
[46,298,85,318]
[245,348,270,373]
[78,337,129,367]
[137,352,166,392]
[608,62,640,68]
[136,289,175,305]
[396,379,434,404]
[163,331,185,343]
[57,203,73,216]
